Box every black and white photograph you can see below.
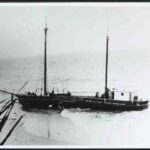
[0,2,149,148]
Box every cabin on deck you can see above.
[100,89,138,101]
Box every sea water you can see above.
[0,50,150,147]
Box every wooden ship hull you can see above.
[16,94,149,111]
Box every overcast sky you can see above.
[0,4,150,58]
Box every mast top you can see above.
[106,24,109,39]
[44,17,48,32]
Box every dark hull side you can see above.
[16,94,149,111]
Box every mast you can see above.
[44,20,48,95]
[105,32,109,95]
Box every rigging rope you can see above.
[34,55,44,95]
[21,56,39,93]
[17,81,29,94]
[50,56,62,93]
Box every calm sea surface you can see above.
[0,50,150,147]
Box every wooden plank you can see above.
[0,115,23,145]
